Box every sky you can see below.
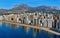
[0,0,60,9]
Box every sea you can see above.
[0,22,60,38]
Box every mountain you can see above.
[12,4,60,13]
[13,4,29,10]
[0,4,60,15]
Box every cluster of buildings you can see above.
[0,13,60,30]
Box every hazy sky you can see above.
[0,0,60,9]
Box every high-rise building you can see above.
[39,19,43,26]
[47,19,53,28]
[53,15,58,29]
[58,16,60,30]
[43,19,48,27]
[47,14,53,28]
[33,13,39,25]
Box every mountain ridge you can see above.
[0,4,60,14]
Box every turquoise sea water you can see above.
[0,22,59,38]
